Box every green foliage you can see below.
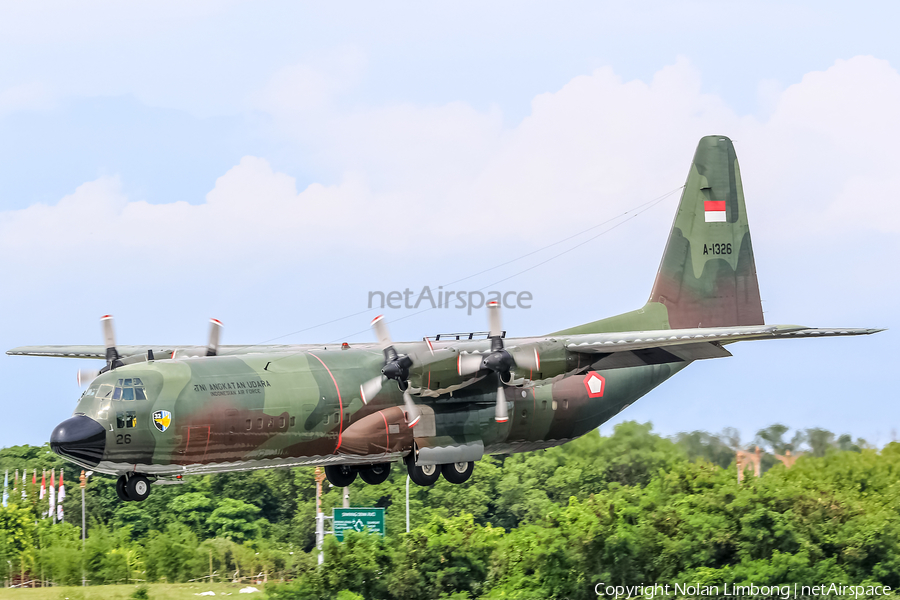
[131,583,150,599]
[2,421,898,596]
[207,498,262,541]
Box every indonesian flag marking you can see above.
[704,200,726,223]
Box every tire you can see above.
[125,474,151,502]
[359,463,391,485]
[441,461,474,484]
[324,464,357,487]
[407,460,440,486]
[116,476,131,501]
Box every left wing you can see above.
[5,345,300,359]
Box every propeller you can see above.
[77,316,224,386]
[206,318,223,356]
[457,301,541,422]
[359,315,422,427]
[101,315,123,372]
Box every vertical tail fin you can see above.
[649,135,763,328]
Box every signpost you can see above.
[332,508,385,540]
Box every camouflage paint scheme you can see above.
[9,136,881,480]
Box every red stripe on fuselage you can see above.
[378,410,389,453]
[308,353,344,453]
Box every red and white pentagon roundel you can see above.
[583,372,605,398]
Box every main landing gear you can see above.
[322,459,475,488]
[406,456,474,487]
[324,463,393,487]
[116,473,151,502]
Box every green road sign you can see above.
[333,508,385,540]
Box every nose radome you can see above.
[50,415,106,467]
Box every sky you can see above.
[1,1,897,449]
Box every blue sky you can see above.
[1,1,897,448]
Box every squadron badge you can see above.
[153,410,172,433]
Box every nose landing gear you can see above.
[116,474,151,502]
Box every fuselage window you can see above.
[245,419,252,430]
[541,400,547,410]
[279,416,285,428]
[333,412,339,424]
[257,418,263,430]
[268,418,274,429]
[289,416,295,427]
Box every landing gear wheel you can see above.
[359,463,391,485]
[125,474,151,502]
[116,475,131,501]
[407,458,440,486]
[441,461,474,484]
[324,465,357,487]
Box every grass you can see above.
[0,582,266,600]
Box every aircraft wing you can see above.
[5,344,302,359]
[565,324,883,357]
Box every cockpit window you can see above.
[116,411,136,429]
[111,379,148,401]
[97,384,114,399]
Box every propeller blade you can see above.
[457,353,485,377]
[359,376,384,405]
[100,315,121,370]
[371,315,392,349]
[494,384,509,423]
[487,301,502,339]
[101,314,116,349]
[77,369,100,387]
[511,347,540,372]
[402,390,422,427]
[206,318,223,357]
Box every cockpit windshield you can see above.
[82,377,148,403]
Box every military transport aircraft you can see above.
[8,136,881,502]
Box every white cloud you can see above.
[3,55,899,289]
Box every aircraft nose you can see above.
[50,415,106,467]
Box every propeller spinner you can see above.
[359,315,422,427]
[457,301,540,422]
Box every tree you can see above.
[207,498,263,542]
